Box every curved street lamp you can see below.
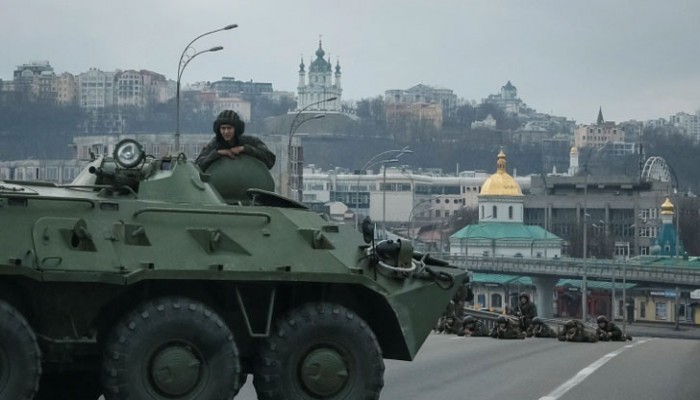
[353,147,412,230]
[175,24,237,151]
[407,195,448,243]
[287,96,337,201]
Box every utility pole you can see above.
[675,286,681,331]
[582,176,588,323]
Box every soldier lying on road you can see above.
[435,284,469,335]
[527,317,558,338]
[490,315,526,339]
[558,320,598,342]
[596,315,632,342]
[459,315,491,337]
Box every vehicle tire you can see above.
[0,299,41,400]
[254,302,385,400]
[102,296,240,400]
[35,371,102,400]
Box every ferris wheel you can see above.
[641,156,672,182]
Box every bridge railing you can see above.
[440,254,700,286]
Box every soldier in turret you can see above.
[596,315,632,341]
[490,315,526,339]
[558,319,598,342]
[196,110,276,172]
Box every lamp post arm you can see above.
[408,195,447,243]
[287,96,337,200]
[361,146,412,172]
[352,148,412,230]
[175,46,223,151]
[177,24,237,79]
[174,24,235,150]
[178,47,224,82]
[289,97,338,139]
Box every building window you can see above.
[477,294,486,308]
[492,206,497,219]
[509,206,513,220]
[655,302,667,320]
[46,167,58,182]
[640,302,646,318]
[491,293,502,308]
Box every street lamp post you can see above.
[354,147,412,229]
[287,97,337,202]
[582,176,588,323]
[353,158,399,229]
[407,195,449,250]
[622,248,628,336]
[175,24,237,151]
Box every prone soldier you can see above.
[596,315,632,341]
[436,282,470,334]
[558,319,598,342]
[527,317,557,338]
[460,315,491,337]
[435,301,458,334]
[490,315,526,339]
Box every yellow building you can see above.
[385,102,443,129]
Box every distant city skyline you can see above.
[2,0,699,124]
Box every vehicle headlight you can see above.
[113,139,145,169]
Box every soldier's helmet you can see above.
[213,109,245,135]
[464,315,475,325]
[497,315,508,324]
[519,292,530,301]
[564,320,576,329]
[596,315,609,324]
[532,317,542,325]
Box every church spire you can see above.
[597,106,605,125]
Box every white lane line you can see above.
[538,339,650,400]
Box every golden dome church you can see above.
[450,150,562,258]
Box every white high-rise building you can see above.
[78,68,116,110]
[670,112,700,143]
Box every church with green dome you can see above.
[449,150,563,258]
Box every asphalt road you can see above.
[234,333,700,400]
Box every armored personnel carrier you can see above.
[0,139,468,400]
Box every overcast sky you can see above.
[2,0,698,123]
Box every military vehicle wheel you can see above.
[35,371,102,400]
[102,296,240,400]
[0,299,41,400]
[254,302,384,400]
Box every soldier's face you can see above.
[220,125,236,141]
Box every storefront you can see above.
[633,289,697,325]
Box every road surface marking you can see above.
[538,339,650,400]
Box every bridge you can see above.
[432,254,700,319]
[445,255,700,287]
